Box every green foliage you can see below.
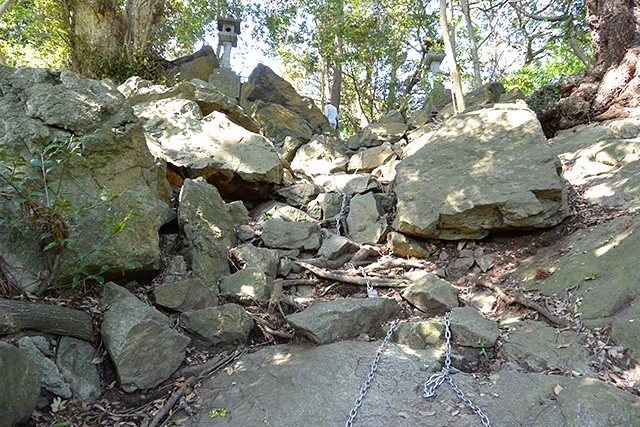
[207,408,229,418]
[0,135,145,293]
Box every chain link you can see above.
[347,312,491,427]
[347,262,378,298]
[345,319,399,427]
[423,312,491,427]
[336,193,349,236]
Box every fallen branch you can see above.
[296,261,408,288]
[477,282,570,328]
[0,298,93,341]
[153,349,245,427]
[363,257,431,272]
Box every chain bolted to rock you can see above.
[346,312,492,427]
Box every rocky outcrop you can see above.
[240,64,330,141]
[178,178,235,286]
[286,298,401,344]
[165,45,219,83]
[438,82,507,120]
[100,283,189,392]
[0,342,40,427]
[0,66,164,291]
[393,103,569,240]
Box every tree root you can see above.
[296,261,409,288]
[477,281,570,328]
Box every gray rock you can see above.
[438,82,506,120]
[317,235,360,260]
[154,277,218,312]
[387,231,431,258]
[237,224,257,242]
[385,321,445,350]
[0,342,40,427]
[181,342,640,427]
[450,256,475,271]
[252,200,316,223]
[378,110,405,124]
[347,145,397,173]
[475,252,497,272]
[516,215,640,329]
[0,66,163,290]
[180,304,254,346]
[225,201,250,227]
[314,192,347,221]
[290,135,348,177]
[163,255,188,283]
[449,307,499,347]
[248,100,316,143]
[346,192,388,244]
[100,283,189,392]
[286,298,401,344]
[262,218,321,251]
[240,64,328,135]
[359,122,408,147]
[501,321,594,375]
[179,178,235,286]
[278,136,305,162]
[407,110,431,129]
[402,271,459,315]
[553,117,640,211]
[139,95,282,199]
[612,301,640,359]
[276,184,324,207]
[393,103,569,240]
[230,244,280,278]
[315,174,382,196]
[220,267,274,303]
[18,336,71,398]
[165,45,219,83]
[56,337,102,400]
[347,134,361,150]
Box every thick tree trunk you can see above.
[534,0,640,135]
[585,0,640,120]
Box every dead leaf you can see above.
[419,411,436,416]
[554,384,563,395]
[397,412,410,419]
[535,269,551,280]
[556,343,571,349]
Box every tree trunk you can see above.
[534,0,640,135]
[585,0,640,120]
[440,0,465,113]
[330,35,343,111]
[460,0,482,87]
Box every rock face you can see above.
[393,103,569,240]
[56,337,102,400]
[153,278,219,312]
[178,178,235,286]
[180,304,254,346]
[449,307,499,347]
[219,267,274,303]
[346,192,388,244]
[240,64,329,140]
[261,218,322,251]
[181,341,640,427]
[0,342,40,427]
[286,298,401,344]
[552,117,640,211]
[166,45,219,83]
[0,66,163,290]
[100,283,189,392]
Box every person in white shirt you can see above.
[324,100,338,129]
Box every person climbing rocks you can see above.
[324,100,338,129]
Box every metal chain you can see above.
[347,312,491,427]
[423,312,491,427]
[347,262,378,298]
[346,319,399,427]
[336,193,349,236]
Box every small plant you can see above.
[50,396,67,413]
[207,408,229,419]
[261,211,274,220]
[0,135,146,293]
[477,337,488,358]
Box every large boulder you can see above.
[120,77,259,132]
[552,117,640,211]
[0,66,163,291]
[178,178,235,286]
[133,93,282,199]
[393,103,569,240]
[359,122,408,148]
[240,64,329,136]
[438,82,507,120]
[248,100,316,143]
[290,134,349,177]
[100,283,189,392]
[165,45,219,83]
[0,342,40,427]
